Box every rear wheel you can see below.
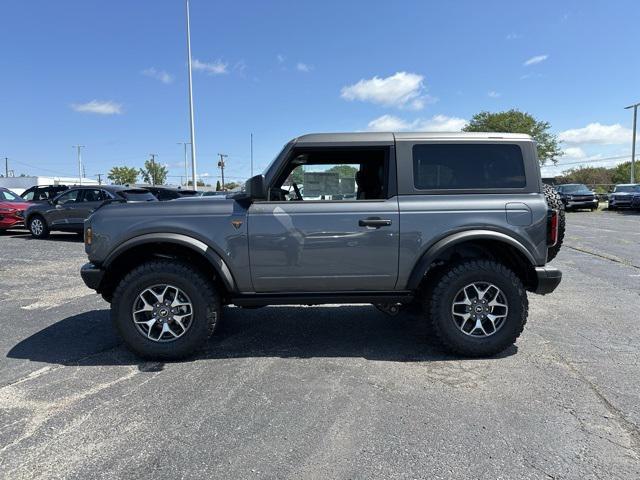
[428,260,528,357]
[543,184,565,262]
[28,215,49,239]
[111,260,220,359]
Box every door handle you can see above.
[359,217,392,228]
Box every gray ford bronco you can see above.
[81,132,562,359]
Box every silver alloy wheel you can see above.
[451,282,509,337]
[132,284,194,342]
[31,218,43,236]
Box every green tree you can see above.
[326,164,358,178]
[463,109,563,165]
[139,159,168,185]
[215,180,221,191]
[108,166,138,185]
[556,166,611,186]
[610,161,632,184]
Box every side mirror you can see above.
[245,174,266,200]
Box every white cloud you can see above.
[562,147,586,158]
[559,123,633,145]
[277,54,285,64]
[142,67,174,84]
[523,54,548,66]
[71,100,123,115]
[341,72,434,110]
[296,62,312,72]
[487,91,501,98]
[506,33,522,40]
[367,114,467,132]
[192,59,228,75]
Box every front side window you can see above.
[268,147,388,201]
[81,189,109,202]
[413,144,526,190]
[55,189,80,204]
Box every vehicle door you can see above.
[48,189,81,226]
[72,189,110,227]
[247,145,400,292]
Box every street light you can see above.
[177,142,191,186]
[185,0,197,188]
[624,101,640,183]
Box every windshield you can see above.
[613,185,640,193]
[0,189,21,202]
[558,184,590,193]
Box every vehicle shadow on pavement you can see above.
[8,232,83,242]
[7,306,516,368]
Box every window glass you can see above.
[56,190,80,204]
[413,144,526,190]
[286,164,359,200]
[1,189,20,201]
[81,189,109,202]
[22,190,35,201]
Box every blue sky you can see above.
[1,0,639,184]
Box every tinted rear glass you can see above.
[413,144,526,190]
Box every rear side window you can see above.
[118,190,157,202]
[413,144,526,190]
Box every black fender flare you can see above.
[103,233,237,292]
[406,229,536,290]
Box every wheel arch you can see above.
[100,233,236,301]
[406,230,537,291]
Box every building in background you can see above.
[0,176,98,195]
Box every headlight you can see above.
[566,195,573,200]
[84,227,92,246]
[0,208,16,214]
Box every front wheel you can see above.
[28,215,49,239]
[428,260,528,357]
[111,260,220,359]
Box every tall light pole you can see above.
[177,142,191,186]
[250,133,254,177]
[185,0,197,188]
[625,102,639,183]
[72,145,85,185]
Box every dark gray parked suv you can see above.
[25,185,156,238]
[81,132,562,359]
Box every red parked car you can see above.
[0,187,30,230]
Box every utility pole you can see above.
[149,154,158,186]
[185,0,197,188]
[218,153,228,191]
[72,145,85,185]
[96,174,103,185]
[177,142,190,186]
[625,102,639,183]
[250,133,254,177]
[4,157,8,178]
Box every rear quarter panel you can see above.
[394,138,548,289]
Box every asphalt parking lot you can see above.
[1,210,639,479]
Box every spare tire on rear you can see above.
[543,184,565,262]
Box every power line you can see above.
[542,154,637,170]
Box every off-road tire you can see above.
[28,215,50,239]
[543,184,565,262]
[428,260,528,357]
[111,260,220,360]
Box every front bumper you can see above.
[566,199,598,208]
[534,266,562,295]
[81,262,105,291]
